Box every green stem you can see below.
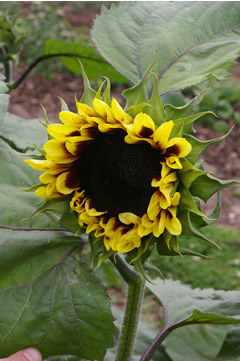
[112,255,145,361]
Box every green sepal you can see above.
[156,235,211,259]
[144,73,166,125]
[40,104,50,125]
[165,88,210,121]
[128,103,150,117]
[123,53,158,111]
[179,158,209,188]
[190,173,240,203]
[133,257,154,283]
[127,235,155,264]
[164,233,181,255]
[58,96,69,111]
[186,127,233,164]
[95,79,107,100]
[59,211,83,234]
[179,186,214,220]
[32,143,46,157]
[191,192,221,228]
[18,183,42,192]
[79,60,96,106]
[102,77,112,106]
[178,210,220,249]
[89,232,114,270]
[171,111,216,138]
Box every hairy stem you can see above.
[112,255,145,361]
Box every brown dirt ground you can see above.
[7,4,240,231]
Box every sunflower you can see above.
[25,94,192,254]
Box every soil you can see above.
[7,3,240,230]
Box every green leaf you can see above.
[0,72,8,94]
[216,327,240,360]
[79,61,96,107]
[165,324,233,361]
[171,111,215,137]
[122,54,157,110]
[147,278,240,326]
[145,73,166,125]
[92,2,240,93]
[165,89,210,121]
[0,94,9,123]
[190,174,239,203]
[0,112,47,152]
[0,252,116,361]
[178,211,220,249]
[186,128,233,164]
[44,39,128,84]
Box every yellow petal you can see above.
[98,122,123,134]
[159,193,171,209]
[85,198,107,216]
[166,156,182,169]
[166,137,192,158]
[93,98,115,123]
[39,172,57,184]
[44,139,70,158]
[76,102,98,118]
[116,229,141,253]
[59,111,85,126]
[153,211,166,237]
[147,191,161,220]
[133,113,155,138]
[153,120,174,151]
[171,192,181,206]
[24,159,51,171]
[56,170,79,195]
[119,212,140,225]
[65,136,93,155]
[35,186,62,199]
[166,215,182,235]
[47,124,80,140]
[111,98,133,124]
[125,134,154,146]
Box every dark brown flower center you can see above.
[76,131,162,218]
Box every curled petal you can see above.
[166,137,192,158]
[133,113,155,138]
[166,156,182,169]
[153,120,174,151]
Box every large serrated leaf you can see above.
[147,278,240,326]
[92,2,240,93]
[165,324,234,361]
[216,327,240,360]
[0,255,116,361]
[1,112,47,152]
[44,39,128,84]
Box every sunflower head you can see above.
[25,67,239,269]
